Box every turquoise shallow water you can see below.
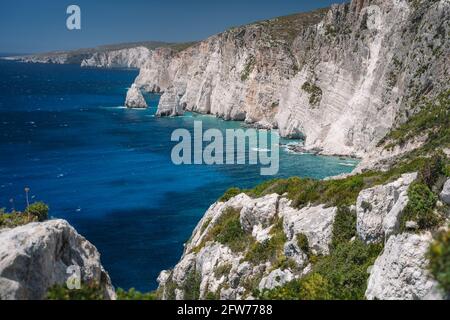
[0,60,358,291]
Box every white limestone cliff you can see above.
[81,47,151,69]
[125,84,147,108]
[130,0,449,158]
[0,219,115,300]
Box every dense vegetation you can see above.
[245,218,287,267]
[380,90,449,152]
[47,284,157,300]
[193,208,252,254]
[400,153,447,232]
[0,202,49,229]
[259,238,382,300]
[220,155,442,210]
[258,202,381,300]
[47,283,105,300]
[428,229,450,294]
[116,288,157,300]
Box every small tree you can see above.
[25,202,49,222]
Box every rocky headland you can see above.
[3,0,449,300]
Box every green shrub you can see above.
[260,273,332,300]
[182,269,202,300]
[401,182,441,231]
[418,152,446,188]
[219,188,241,202]
[245,218,286,265]
[214,263,232,280]
[213,209,248,252]
[296,233,309,256]
[313,240,382,300]
[444,164,450,177]
[380,90,449,151]
[261,240,382,300]
[205,291,221,300]
[301,82,323,106]
[241,55,256,81]
[331,206,357,249]
[200,217,212,234]
[25,202,49,222]
[0,211,35,228]
[116,288,157,300]
[47,283,105,300]
[194,208,251,254]
[428,230,450,293]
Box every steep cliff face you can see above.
[81,47,151,69]
[132,0,449,157]
[0,220,115,300]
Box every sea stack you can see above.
[125,84,147,109]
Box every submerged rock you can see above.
[366,232,444,300]
[125,84,147,109]
[0,220,115,300]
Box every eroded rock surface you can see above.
[366,232,443,300]
[0,220,115,300]
[356,173,417,243]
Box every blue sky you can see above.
[0,0,347,53]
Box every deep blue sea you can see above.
[0,59,357,291]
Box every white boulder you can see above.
[240,194,279,233]
[279,199,337,255]
[258,269,294,291]
[366,232,444,300]
[356,173,417,243]
[0,220,115,300]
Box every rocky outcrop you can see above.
[158,171,447,300]
[125,84,147,108]
[0,220,115,300]
[366,232,444,300]
[441,179,450,205]
[258,269,294,291]
[279,199,337,255]
[81,47,151,69]
[356,173,417,243]
[156,88,184,117]
[157,193,337,300]
[131,0,449,158]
